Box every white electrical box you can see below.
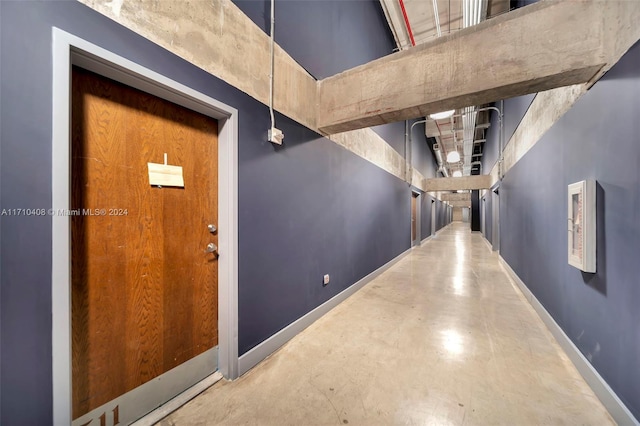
[568,180,596,273]
[323,274,330,286]
[268,127,284,145]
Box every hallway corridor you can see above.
[159,223,612,425]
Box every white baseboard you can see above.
[498,257,638,426]
[481,236,493,251]
[420,235,432,244]
[238,248,412,376]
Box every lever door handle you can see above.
[206,243,217,254]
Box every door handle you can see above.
[206,243,217,254]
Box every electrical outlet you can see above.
[323,274,330,286]
[268,127,284,145]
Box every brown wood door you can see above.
[411,193,418,242]
[71,67,218,419]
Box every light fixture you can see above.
[429,110,455,120]
[447,150,460,163]
[452,170,462,177]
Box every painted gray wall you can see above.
[233,0,395,80]
[232,0,408,154]
[0,1,415,423]
[502,94,536,148]
[481,108,501,173]
[482,94,536,173]
[436,200,448,231]
[372,121,407,156]
[411,120,438,179]
[501,40,640,419]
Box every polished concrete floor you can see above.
[159,223,613,425]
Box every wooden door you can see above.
[71,67,218,420]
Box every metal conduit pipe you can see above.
[499,100,505,179]
[411,118,449,178]
[432,0,442,38]
[404,120,411,183]
[269,0,275,130]
[428,105,502,178]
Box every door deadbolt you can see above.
[208,224,217,233]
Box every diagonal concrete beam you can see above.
[317,0,635,135]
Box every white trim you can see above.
[567,180,596,273]
[431,200,437,237]
[492,186,500,252]
[411,189,421,247]
[498,257,638,426]
[130,372,223,426]
[238,247,412,375]
[52,28,239,426]
[481,236,493,251]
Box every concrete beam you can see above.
[450,200,471,208]
[79,0,318,130]
[489,0,640,186]
[425,175,491,191]
[441,193,471,202]
[317,1,616,134]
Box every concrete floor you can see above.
[159,223,613,425]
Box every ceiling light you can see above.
[447,151,460,163]
[452,170,462,177]
[429,110,455,120]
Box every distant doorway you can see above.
[431,200,437,237]
[411,191,421,246]
[492,187,500,251]
[481,197,486,236]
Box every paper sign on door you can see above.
[148,162,184,187]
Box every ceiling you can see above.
[379,0,511,177]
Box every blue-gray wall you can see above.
[421,196,432,240]
[501,40,640,419]
[411,120,438,179]
[0,1,419,423]
[503,94,536,147]
[233,0,395,80]
[481,94,536,174]
[233,0,409,154]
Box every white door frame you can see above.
[411,189,421,246]
[51,28,239,426]
[431,199,437,236]
[492,186,500,252]
[481,196,486,236]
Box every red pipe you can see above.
[398,0,416,47]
